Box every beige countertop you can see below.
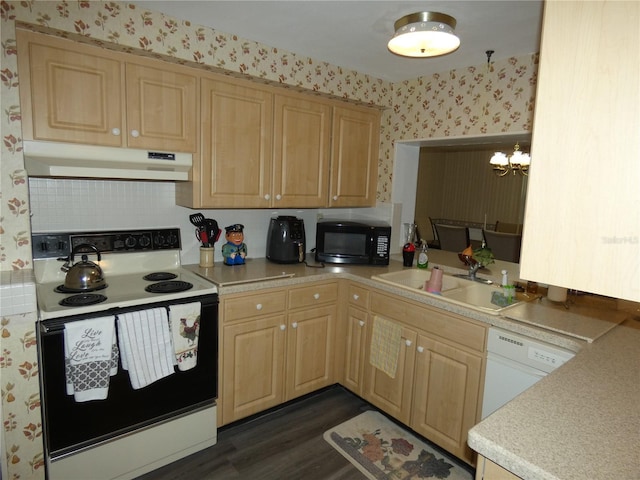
[185,250,640,480]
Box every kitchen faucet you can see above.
[453,257,493,284]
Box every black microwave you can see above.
[315,220,391,265]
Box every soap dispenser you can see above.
[417,242,429,269]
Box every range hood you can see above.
[23,141,192,181]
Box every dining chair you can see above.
[482,230,522,263]
[495,221,523,234]
[433,224,470,252]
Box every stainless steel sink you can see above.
[371,269,522,315]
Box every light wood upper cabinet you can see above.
[17,29,197,153]
[124,63,197,152]
[199,77,274,208]
[273,94,331,208]
[192,76,333,208]
[521,1,640,301]
[329,105,380,207]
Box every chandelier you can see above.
[489,143,531,176]
[387,12,460,58]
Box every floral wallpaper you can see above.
[0,1,537,478]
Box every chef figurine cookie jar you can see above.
[222,224,248,265]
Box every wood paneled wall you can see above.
[414,147,528,242]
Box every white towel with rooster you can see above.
[169,302,201,371]
[117,308,175,389]
[64,316,118,402]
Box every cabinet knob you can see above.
[264,194,271,200]
[417,346,424,353]
[111,127,121,136]
[292,322,298,329]
[256,303,263,310]
[280,324,286,331]
[358,320,365,327]
[130,129,140,138]
[333,195,338,201]
[405,339,412,347]
[313,293,320,300]
[275,194,282,200]
[353,294,360,301]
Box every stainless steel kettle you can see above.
[61,244,107,291]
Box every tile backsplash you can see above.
[28,178,393,266]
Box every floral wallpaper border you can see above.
[0,1,537,478]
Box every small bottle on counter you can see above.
[417,243,429,269]
[501,269,509,287]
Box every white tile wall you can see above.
[0,270,36,316]
[28,178,394,266]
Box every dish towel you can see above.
[64,316,118,402]
[169,302,201,371]
[369,316,402,379]
[117,308,174,389]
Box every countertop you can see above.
[185,250,640,480]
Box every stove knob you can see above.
[125,236,137,249]
[167,232,178,247]
[154,234,165,247]
[139,235,151,248]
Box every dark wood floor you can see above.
[136,385,475,480]
[136,386,373,479]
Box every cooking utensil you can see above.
[204,219,220,244]
[63,244,107,291]
[196,227,209,247]
[189,213,206,227]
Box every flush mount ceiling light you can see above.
[489,142,531,176]
[388,12,460,58]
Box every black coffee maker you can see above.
[266,216,306,263]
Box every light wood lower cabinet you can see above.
[343,283,371,396]
[363,323,417,425]
[361,288,486,465]
[476,455,523,480]
[220,282,337,425]
[412,335,483,462]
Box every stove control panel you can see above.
[32,228,182,259]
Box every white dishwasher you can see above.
[481,327,575,419]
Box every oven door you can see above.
[38,294,218,459]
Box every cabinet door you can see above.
[221,315,286,425]
[285,305,336,400]
[329,105,380,207]
[272,94,331,207]
[125,63,197,152]
[521,1,640,301]
[412,334,483,464]
[200,77,273,207]
[343,306,368,396]
[363,320,417,424]
[17,30,124,147]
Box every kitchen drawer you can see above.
[223,289,287,322]
[370,292,486,352]
[288,282,338,310]
[348,283,370,309]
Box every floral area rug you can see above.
[323,410,473,480]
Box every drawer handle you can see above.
[130,129,140,138]
[256,303,263,310]
[417,346,424,353]
[313,293,320,300]
[280,324,286,331]
[353,294,360,301]
[405,339,412,347]
[291,322,298,329]
[358,320,365,327]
